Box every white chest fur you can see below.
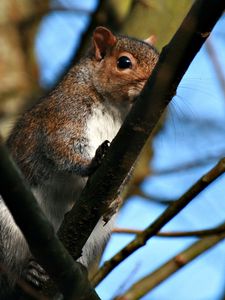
[86,103,123,158]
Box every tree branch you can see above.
[112,224,225,237]
[115,224,225,299]
[152,150,225,175]
[92,157,225,285]
[206,39,225,99]
[131,186,175,204]
[0,136,100,299]
[58,0,225,274]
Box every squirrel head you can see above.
[89,26,159,106]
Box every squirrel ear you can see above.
[144,35,156,46]
[92,27,117,61]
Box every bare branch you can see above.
[92,158,225,286]
[206,39,225,99]
[113,224,225,237]
[131,186,175,204]
[115,224,225,299]
[153,150,225,175]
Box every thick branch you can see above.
[0,137,100,300]
[115,225,225,300]
[58,0,224,270]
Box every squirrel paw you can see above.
[90,140,110,172]
[24,259,49,289]
[95,140,110,162]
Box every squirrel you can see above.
[0,26,158,298]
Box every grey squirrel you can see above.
[0,26,158,297]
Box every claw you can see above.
[23,259,49,289]
[95,140,110,160]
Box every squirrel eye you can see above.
[117,56,132,69]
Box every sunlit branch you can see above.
[115,225,225,300]
[112,224,225,237]
[92,157,225,286]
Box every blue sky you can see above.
[36,2,225,299]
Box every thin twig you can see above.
[133,187,175,204]
[115,224,225,299]
[92,158,225,286]
[112,224,225,237]
[153,151,225,175]
[206,39,225,99]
